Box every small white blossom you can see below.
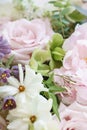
[0,64,48,99]
[7,95,56,130]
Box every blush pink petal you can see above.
[57,101,87,130]
[3,18,54,64]
[76,86,87,105]
[63,22,87,51]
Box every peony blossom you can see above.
[56,101,87,130]
[3,18,54,64]
[0,64,47,100]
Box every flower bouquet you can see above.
[0,0,87,130]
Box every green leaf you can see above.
[49,86,66,93]
[43,74,66,93]
[69,9,86,22]
[49,93,60,120]
[52,47,65,61]
[43,74,53,87]
[60,6,75,15]
[53,1,66,8]
[75,6,87,16]
[5,55,14,68]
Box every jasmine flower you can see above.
[0,64,48,99]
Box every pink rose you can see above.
[76,86,87,105]
[63,22,87,51]
[57,102,87,130]
[63,43,87,86]
[3,18,53,64]
[54,40,87,105]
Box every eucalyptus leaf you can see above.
[60,6,75,15]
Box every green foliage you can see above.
[29,49,51,76]
[30,33,65,76]
[49,33,65,63]
[49,33,64,50]
[43,74,66,93]
[69,9,87,22]
[49,92,60,120]
[49,0,87,38]
[52,47,65,61]
[5,55,14,68]
[43,74,66,119]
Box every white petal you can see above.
[26,83,48,98]
[25,75,43,87]
[0,86,18,98]
[47,119,59,130]
[34,120,48,130]
[18,64,24,84]
[15,93,29,107]
[37,96,52,120]
[7,119,29,130]
[7,77,20,88]
[24,65,36,85]
[8,108,28,118]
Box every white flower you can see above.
[0,64,47,99]
[7,95,58,130]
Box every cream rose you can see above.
[3,18,53,64]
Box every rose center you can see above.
[18,85,25,92]
[30,115,37,123]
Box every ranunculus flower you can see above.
[3,18,54,64]
[56,101,87,130]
